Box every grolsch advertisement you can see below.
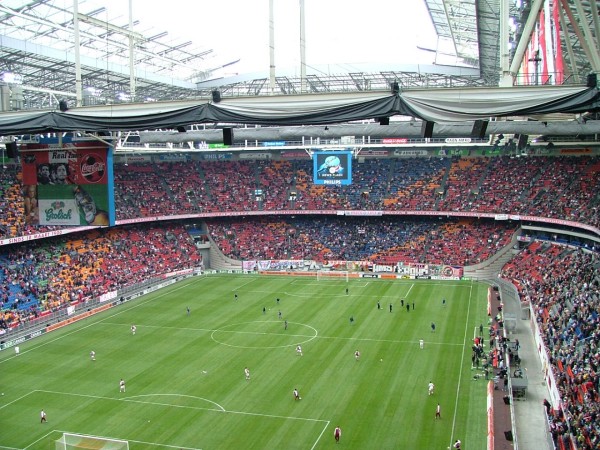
[20,137,114,227]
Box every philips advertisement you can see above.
[313,151,352,186]
[20,137,115,227]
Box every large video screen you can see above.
[312,151,352,186]
[20,137,115,227]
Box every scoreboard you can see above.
[312,150,352,186]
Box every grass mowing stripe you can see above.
[1,276,490,450]
[0,279,201,365]
[97,321,467,346]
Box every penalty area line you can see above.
[310,420,331,450]
[22,429,58,450]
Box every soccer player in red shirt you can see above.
[334,426,342,443]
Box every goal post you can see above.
[316,270,349,283]
[56,433,129,450]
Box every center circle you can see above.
[210,321,318,349]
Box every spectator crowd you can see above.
[2,155,599,239]
[1,153,599,448]
[502,243,599,450]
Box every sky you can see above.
[95,0,439,77]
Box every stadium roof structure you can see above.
[424,0,600,87]
[0,0,212,108]
[0,85,598,137]
[0,0,599,143]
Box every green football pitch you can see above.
[0,274,491,450]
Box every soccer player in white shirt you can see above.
[244,367,250,381]
[428,381,435,396]
[119,379,126,393]
[296,345,303,356]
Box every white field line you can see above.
[0,281,198,364]
[17,390,327,449]
[449,281,475,447]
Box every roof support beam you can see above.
[591,0,600,70]
[509,0,544,77]
[76,13,144,41]
[499,0,511,86]
[571,0,600,71]
[557,0,579,80]
[73,0,82,107]
[0,4,186,69]
[559,0,599,74]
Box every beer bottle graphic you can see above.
[73,185,97,224]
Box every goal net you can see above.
[56,433,129,450]
[316,270,349,282]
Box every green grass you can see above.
[0,275,491,450]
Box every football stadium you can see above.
[0,1,599,449]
